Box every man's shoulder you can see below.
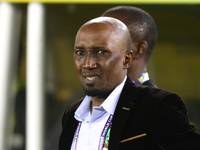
[124,76,177,101]
[123,77,181,108]
[133,84,186,114]
[135,84,177,101]
[142,79,157,88]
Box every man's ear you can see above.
[134,41,148,59]
[123,50,133,69]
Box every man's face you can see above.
[74,23,127,98]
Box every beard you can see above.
[82,86,111,98]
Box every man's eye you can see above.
[76,50,85,55]
[97,50,106,54]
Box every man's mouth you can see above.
[85,76,98,81]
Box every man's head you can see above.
[102,6,157,81]
[74,17,132,99]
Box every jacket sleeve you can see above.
[154,93,200,149]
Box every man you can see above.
[102,6,157,87]
[59,17,200,150]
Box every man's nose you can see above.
[83,54,97,69]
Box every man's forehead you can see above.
[75,37,109,49]
[75,16,131,53]
[75,24,114,43]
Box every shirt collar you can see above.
[74,95,91,122]
[75,76,127,122]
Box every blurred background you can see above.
[0,1,200,150]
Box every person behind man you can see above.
[102,6,157,87]
[59,16,200,150]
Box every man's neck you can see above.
[90,97,105,113]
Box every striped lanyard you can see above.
[71,114,113,150]
[134,72,146,85]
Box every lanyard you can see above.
[71,114,113,150]
[134,72,146,85]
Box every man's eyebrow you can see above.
[74,46,107,51]
[93,46,105,50]
[74,46,84,50]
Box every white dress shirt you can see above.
[71,76,127,150]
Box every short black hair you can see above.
[102,6,157,62]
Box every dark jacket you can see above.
[59,77,200,150]
[142,78,157,88]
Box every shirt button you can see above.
[91,124,94,128]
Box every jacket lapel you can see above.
[59,110,79,150]
[109,77,138,150]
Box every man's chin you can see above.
[83,88,102,97]
[82,86,111,99]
